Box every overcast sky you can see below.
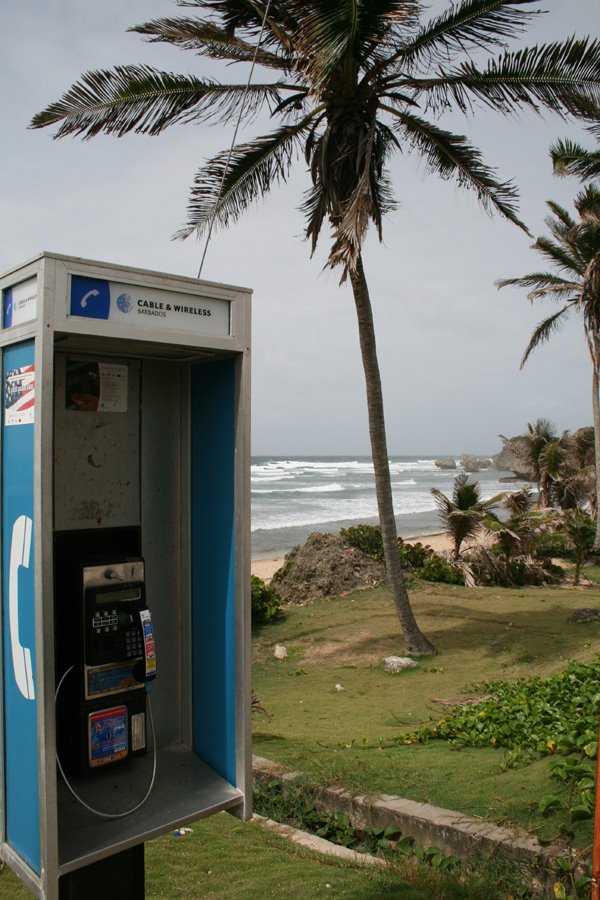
[1,1,599,456]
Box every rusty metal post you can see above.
[592,721,600,900]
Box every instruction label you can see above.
[65,360,128,412]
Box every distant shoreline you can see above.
[250,529,490,581]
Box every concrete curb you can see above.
[253,815,385,866]
[252,754,581,893]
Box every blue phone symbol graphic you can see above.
[4,287,14,328]
[70,276,110,320]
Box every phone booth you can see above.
[0,253,252,899]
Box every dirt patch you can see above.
[271,532,386,605]
[299,629,386,665]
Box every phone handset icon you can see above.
[80,289,99,309]
[9,515,35,700]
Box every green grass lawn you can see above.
[0,813,513,899]
[253,580,600,842]
[3,581,598,898]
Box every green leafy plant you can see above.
[407,657,600,853]
[254,774,461,868]
[341,525,464,585]
[251,575,282,625]
[410,658,600,755]
[419,553,464,585]
[340,523,385,563]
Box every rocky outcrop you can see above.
[271,532,386,605]
[435,458,456,470]
[460,454,492,473]
[492,443,534,481]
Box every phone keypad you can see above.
[125,628,143,659]
[92,609,119,634]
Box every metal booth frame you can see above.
[0,252,252,899]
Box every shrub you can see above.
[420,553,464,585]
[341,524,464,585]
[534,531,579,561]
[340,524,384,562]
[462,547,563,587]
[251,575,282,625]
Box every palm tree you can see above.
[551,128,600,547]
[31,1,600,654]
[498,197,600,539]
[486,486,534,580]
[431,472,502,560]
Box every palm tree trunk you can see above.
[592,355,600,550]
[349,254,436,656]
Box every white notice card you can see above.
[98,364,128,412]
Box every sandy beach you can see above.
[251,530,485,581]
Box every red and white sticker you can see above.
[5,365,35,426]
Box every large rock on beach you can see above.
[460,454,492,473]
[271,532,386,605]
[492,444,534,481]
[435,458,456,470]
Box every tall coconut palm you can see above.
[551,128,600,548]
[498,197,600,540]
[31,1,600,654]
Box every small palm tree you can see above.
[554,427,597,514]
[431,472,501,560]
[566,512,596,584]
[485,486,539,580]
[31,1,600,653]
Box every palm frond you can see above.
[176,0,299,53]
[397,0,541,73]
[550,136,600,181]
[497,272,582,303]
[417,36,600,119]
[575,183,600,227]
[287,0,419,87]
[519,307,570,368]
[430,487,453,523]
[325,121,399,272]
[532,235,585,275]
[178,116,313,237]
[30,65,282,138]
[545,199,576,231]
[131,17,293,70]
[388,109,526,231]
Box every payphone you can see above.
[0,253,251,900]
[56,559,156,776]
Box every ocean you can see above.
[251,456,515,559]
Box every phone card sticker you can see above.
[140,609,157,677]
[87,665,139,698]
[88,705,128,767]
